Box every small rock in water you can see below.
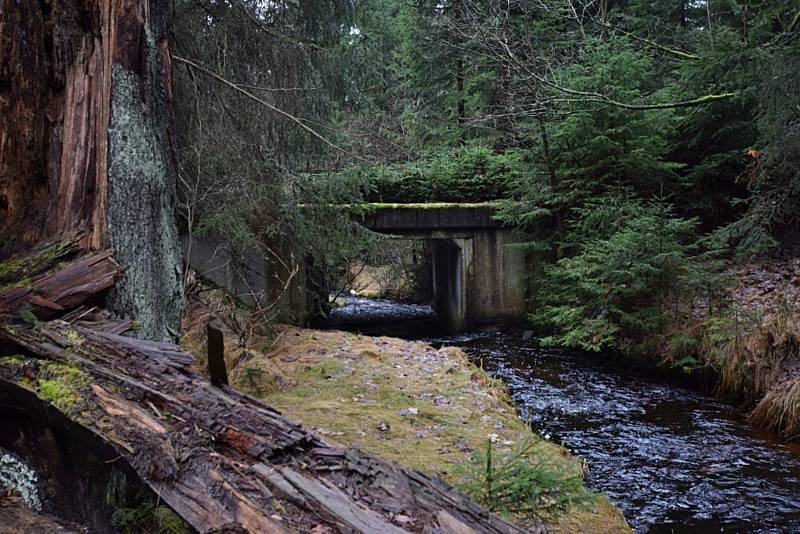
[522,330,534,341]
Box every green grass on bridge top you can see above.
[342,201,500,211]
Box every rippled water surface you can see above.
[323,296,443,338]
[437,332,800,534]
[325,298,800,533]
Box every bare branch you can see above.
[173,55,369,163]
[589,18,702,61]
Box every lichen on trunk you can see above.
[0,0,184,341]
[106,57,183,342]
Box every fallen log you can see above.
[0,244,534,533]
[0,320,530,533]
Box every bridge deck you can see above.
[354,202,502,233]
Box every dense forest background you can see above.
[173,0,799,359]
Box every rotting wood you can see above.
[207,317,229,386]
[1,0,184,341]
[0,320,531,533]
[0,249,535,534]
[0,235,123,319]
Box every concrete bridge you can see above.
[354,203,527,332]
[182,203,528,333]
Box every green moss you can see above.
[13,361,92,413]
[38,379,82,411]
[65,329,85,347]
[17,308,39,326]
[0,355,27,366]
[0,239,75,288]
[343,201,499,218]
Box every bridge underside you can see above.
[182,205,528,332]
[358,205,527,332]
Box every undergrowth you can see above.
[112,500,189,534]
[456,438,597,522]
[701,304,800,440]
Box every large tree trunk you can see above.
[0,0,182,341]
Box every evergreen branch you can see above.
[497,41,736,111]
[590,19,702,61]
[173,55,368,163]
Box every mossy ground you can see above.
[181,299,630,532]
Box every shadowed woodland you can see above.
[1,1,799,532]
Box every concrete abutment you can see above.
[181,205,528,332]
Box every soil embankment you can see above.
[706,254,800,439]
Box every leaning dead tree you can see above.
[0,0,182,341]
[0,241,531,533]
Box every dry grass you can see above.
[349,263,414,299]
[703,305,800,440]
[750,379,800,440]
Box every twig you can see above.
[590,18,702,61]
[172,55,368,163]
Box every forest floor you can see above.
[183,296,631,533]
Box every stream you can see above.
[327,297,800,533]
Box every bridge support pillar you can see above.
[431,238,471,333]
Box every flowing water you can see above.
[326,298,800,533]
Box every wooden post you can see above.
[206,318,228,387]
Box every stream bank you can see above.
[321,297,800,533]
[182,296,630,533]
[440,332,800,533]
